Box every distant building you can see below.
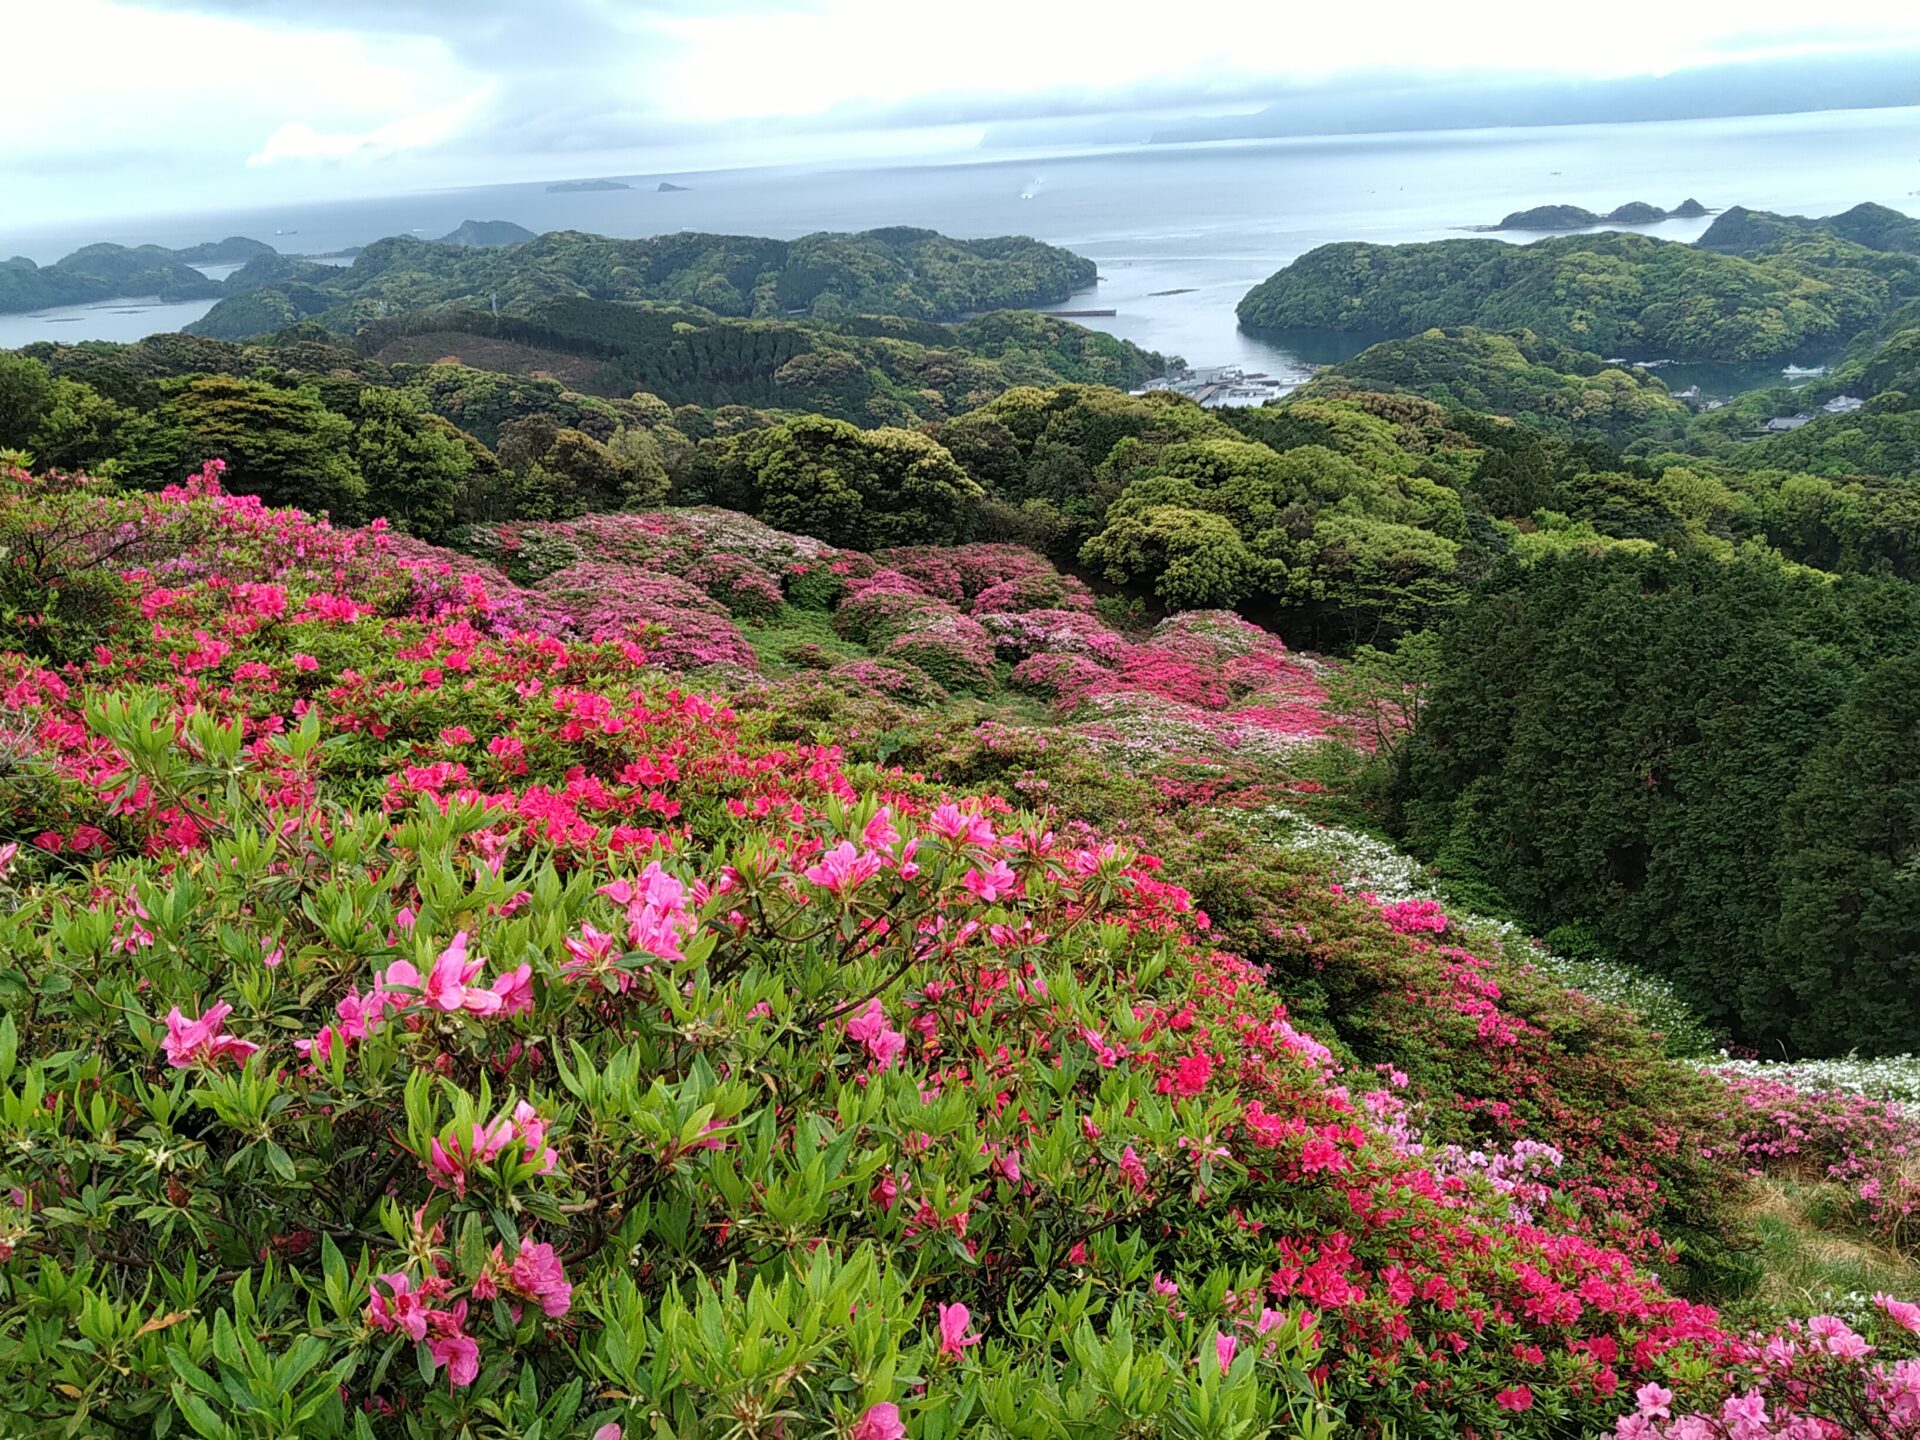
[1823,395,1865,414]
[1764,414,1815,432]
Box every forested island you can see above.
[4,188,1920,1439]
[1,242,229,313]
[1239,202,1920,360]
[1488,197,1711,229]
[187,225,1101,337]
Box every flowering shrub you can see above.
[0,464,1912,1438]
[682,552,786,622]
[1708,1071,1920,1254]
[882,612,1000,694]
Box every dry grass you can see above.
[1742,1178,1918,1310]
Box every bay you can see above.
[4,105,1917,378]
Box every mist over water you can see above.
[5,104,1918,373]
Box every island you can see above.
[0,241,228,314]
[433,219,539,248]
[1487,198,1712,231]
[546,179,632,193]
[171,236,278,265]
[657,182,692,193]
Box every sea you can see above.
[5,104,1919,384]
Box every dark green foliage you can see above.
[137,375,365,518]
[1769,652,1920,1055]
[335,385,474,538]
[1697,202,1920,257]
[1394,548,1920,1054]
[0,353,52,449]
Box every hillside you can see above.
[0,242,226,314]
[0,453,1913,1435]
[1298,326,1688,443]
[1237,226,1920,361]
[1697,202,1920,256]
[186,226,1100,338]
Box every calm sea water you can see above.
[5,105,1918,374]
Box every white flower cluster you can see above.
[1223,804,1714,1055]
[1702,1053,1920,1113]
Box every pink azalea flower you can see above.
[844,998,908,1071]
[926,802,996,847]
[427,1331,480,1389]
[507,1240,572,1318]
[804,840,885,895]
[937,1302,979,1358]
[851,1403,905,1440]
[1117,1145,1149,1193]
[1635,1383,1674,1419]
[861,807,901,851]
[592,1428,622,1440]
[1875,1293,1920,1335]
[489,964,534,1016]
[161,1002,260,1069]
[1214,1332,1237,1373]
[1495,1386,1534,1412]
[961,860,1019,904]
[365,1273,430,1342]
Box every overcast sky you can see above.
[10,0,1920,226]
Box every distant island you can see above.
[433,219,538,248]
[547,179,631,193]
[1484,199,1712,231]
[658,182,692,193]
[171,236,279,265]
[0,239,244,314]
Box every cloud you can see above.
[247,86,497,167]
[9,0,1920,231]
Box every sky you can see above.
[9,0,1920,227]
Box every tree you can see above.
[1079,504,1262,609]
[348,387,474,538]
[743,417,984,550]
[1769,653,1920,1055]
[1393,549,1920,1053]
[143,376,364,518]
[1324,630,1444,766]
[0,353,52,451]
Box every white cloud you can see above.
[247,86,496,167]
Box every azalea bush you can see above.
[0,462,1913,1440]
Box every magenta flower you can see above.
[844,998,908,1071]
[1875,1293,1920,1335]
[507,1240,572,1318]
[961,860,1019,904]
[161,1002,260,1070]
[1495,1386,1534,1412]
[936,1302,979,1358]
[489,963,534,1016]
[1214,1332,1237,1373]
[365,1272,430,1341]
[427,1331,480,1389]
[851,1403,905,1440]
[804,840,885,895]
[1117,1145,1149,1194]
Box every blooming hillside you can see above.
[0,461,1915,1439]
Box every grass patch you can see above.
[743,606,866,674]
[1740,1178,1918,1313]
